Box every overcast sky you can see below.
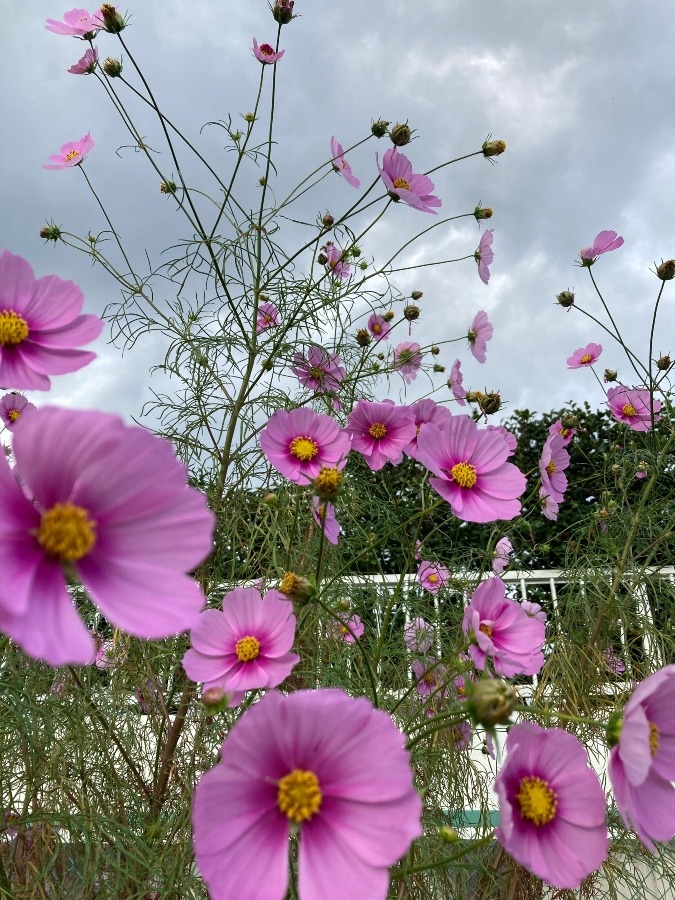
[2,0,674,431]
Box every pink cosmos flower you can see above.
[367,312,391,342]
[330,613,364,643]
[417,560,449,595]
[539,488,559,521]
[467,310,493,363]
[492,537,512,574]
[290,346,345,396]
[495,723,608,890]
[330,135,360,189]
[0,250,102,390]
[260,407,350,485]
[635,461,649,480]
[43,132,94,170]
[548,418,575,446]
[608,665,675,851]
[600,647,625,676]
[45,8,102,37]
[322,242,350,280]
[486,424,517,456]
[192,689,422,900]
[183,587,299,707]
[412,659,446,697]
[0,407,215,666]
[311,497,340,545]
[403,398,451,460]
[449,359,467,406]
[68,46,98,74]
[415,416,526,523]
[393,341,423,384]
[256,301,280,334]
[452,720,472,751]
[376,147,441,215]
[580,229,624,264]
[403,617,435,654]
[0,393,36,430]
[520,600,547,625]
[344,399,416,471]
[475,229,494,285]
[607,385,661,432]
[539,433,569,503]
[252,38,285,64]
[93,634,114,670]
[567,342,602,369]
[462,577,545,677]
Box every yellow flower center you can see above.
[368,422,387,440]
[235,635,261,662]
[545,460,556,475]
[428,574,438,583]
[0,310,29,347]
[580,353,592,364]
[393,177,410,190]
[561,428,570,437]
[314,466,342,498]
[36,502,97,562]
[289,436,319,461]
[517,776,558,826]
[649,722,660,757]
[479,623,493,637]
[340,625,349,635]
[279,571,299,597]
[277,769,322,823]
[450,462,477,489]
[8,409,21,422]
[622,403,636,417]
[64,150,81,161]
[309,366,325,381]
[372,323,382,333]
[260,43,274,56]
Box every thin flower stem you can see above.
[78,167,137,280]
[647,279,666,431]
[587,268,645,382]
[392,835,493,877]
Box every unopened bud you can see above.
[482,138,506,158]
[376,353,385,361]
[433,363,445,373]
[466,679,517,727]
[201,687,229,714]
[359,260,368,270]
[390,123,413,146]
[474,205,493,220]
[39,223,62,242]
[561,413,578,429]
[430,345,440,355]
[279,572,316,604]
[656,354,671,371]
[317,252,329,266]
[606,710,623,748]
[439,826,460,843]
[479,392,502,415]
[271,0,295,25]
[262,492,278,506]
[243,112,256,123]
[466,390,485,403]
[338,597,351,611]
[259,177,267,187]
[383,310,395,322]
[371,119,390,138]
[403,304,420,321]
[656,259,675,281]
[556,289,575,308]
[98,3,126,32]
[604,368,618,383]
[160,181,177,194]
[103,57,122,77]
[356,328,371,347]
[410,290,423,301]
[321,213,334,228]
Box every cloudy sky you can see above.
[2,0,674,431]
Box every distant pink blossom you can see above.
[452,719,472,751]
[256,301,280,334]
[367,312,391,342]
[403,617,434,654]
[322,241,350,280]
[403,398,451,460]
[539,489,559,521]
[291,346,345,396]
[567,342,602,369]
[467,310,493,363]
[45,8,102,37]
[330,135,360,189]
[601,647,625,676]
[539,433,569,503]
[417,560,449,595]
[345,399,416,471]
[330,613,364,643]
[486,424,517,456]
[311,497,340,545]
[607,385,661,432]
[492,537,512,574]
[475,229,494,284]
[393,341,423,384]
[449,359,467,405]
[376,147,441,214]
[412,659,446,697]
[0,393,36,430]
[43,132,94,170]
[520,600,547,625]
[635,461,649,480]
[548,418,575,446]
[68,46,98,74]
[580,229,624,264]
[252,38,285,64]
[260,408,350,485]
[413,539,422,560]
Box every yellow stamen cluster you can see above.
[289,436,319,462]
[64,150,81,161]
[0,310,29,347]
[427,574,438,584]
[36,502,97,562]
[545,460,557,475]
[580,353,593,364]
[235,635,261,662]
[450,462,477,489]
[277,769,322,823]
[622,403,637,417]
[393,177,411,191]
[517,776,558,826]
[8,409,21,422]
[649,722,660,757]
[314,466,343,499]
[479,623,493,637]
[279,572,299,597]
[368,422,387,440]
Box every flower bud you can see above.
[431,346,440,355]
[410,290,424,301]
[271,0,295,24]
[317,252,329,266]
[390,123,413,146]
[313,466,343,501]
[403,304,420,321]
[359,260,368,270]
[376,353,385,361]
[560,413,578,430]
[371,119,390,138]
[321,212,334,228]
[439,826,460,843]
[262,492,278,505]
[466,678,517,727]
[243,112,256,123]
[160,181,177,194]
[356,328,371,347]
[382,310,395,322]
[556,289,575,308]
[478,392,502,415]
[656,259,675,281]
[338,597,351,611]
[279,572,316,604]
[656,354,671,371]
[474,205,493,221]
[259,177,267,187]
[466,390,485,403]
[103,57,122,77]
[482,138,506,158]
[98,3,125,31]
[603,368,618,383]
[350,245,361,258]
[433,363,445,373]
[201,687,229,714]
[606,709,623,748]
[39,223,62,242]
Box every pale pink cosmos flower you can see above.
[376,147,441,214]
[567,342,602,369]
[393,341,423,384]
[486,424,517,456]
[403,398,451,460]
[290,345,345,396]
[68,46,98,74]
[183,587,299,707]
[601,647,625,676]
[608,665,675,851]
[413,539,422,560]
[462,577,545,677]
[260,408,350,485]
[0,407,215,666]
[539,488,559,521]
[580,229,624,265]
[45,8,102,37]
[412,659,446,698]
[475,229,494,284]
[548,418,575,446]
[403,617,434,654]
[416,416,526,523]
[345,399,416,471]
[311,497,340,545]
[330,136,360,189]
[495,723,608,890]
[322,241,350,280]
[252,38,285,64]
[520,600,547,624]
[367,312,391,342]
[256,301,280,334]
[607,385,661,431]
[452,720,472,751]
[0,250,102,390]
[192,689,422,900]
[539,433,569,503]
[330,613,364,643]
[492,537,513,574]
[467,310,493,363]
[0,393,36,431]
[449,359,467,406]
[43,132,94,170]
[417,560,449,595]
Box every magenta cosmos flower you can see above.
[393,342,423,384]
[345,399,416,471]
[0,250,102,390]
[417,560,449,595]
[403,398,451,460]
[492,536,513,574]
[467,310,493,363]
[416,416,526,523]
[330,136,360,189]
[376,147,441,214]
[193,688,422,900]
[607,385,661,431]
[404,617,435,654]
[0,392,36,431]
[260,408,350,485]
[608,665,675,850]
[311,497,340,545]
[580,229,624,265]
[367,312,391,342]
[449,359,467,406]
[291,346,345,396]
[567,342,602,369]
[330,613,364,643]
[0,407,215,666]
[256,301,280,334]
[68,46,98,74]
[539,488,559,521]
[495,723,608,890]
[475,229,494,285]
[45,8,102,37]
[412,658,446,698]
[548,417,575,446]
[462,577,545,677]
[322,241,350,280]
[539,433,569,503]
[183,587,299,707]
[252,38,285,64]
[43,132,94,170]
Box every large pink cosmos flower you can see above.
[393,341,423,384]
[43,132,94,170]
[403,617,435,654]
[416,416,526,523]
[449,359,467,406]
[252,38,285,64]
[567,342,602,369]
[539,433,569,503]
[607,385,661,431]
[403,398,451,460]
[193,689,422,900]
[290,346,345,396]
[495,723,608,890]
[0,407,215,665]
[417,560,449,595]
[345,399,416,471]
[322,242,350,280]
[467,310,493,364]
[367,312,391,342]
[182,587,299,707]
[608,665,675,850]
[256,301,280,334]
[45,8,102,37]
[376,147,441,214]
[548,417,575,446]
[68,46,98,74]
[580,229,624,265]
[330,135,360,189]
[492,536,513,574]
[462,577,545,677]
[0,392,36,431]
[0,250,102,390]
[260,408,350,485]
[475,229,494,285]
[311,497,340,545]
